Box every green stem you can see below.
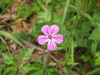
[43,49,46,75]
[71,40,74,63]
[0,0,16,16]
[69,4,100,27]
[50,0,55,25]
[36,0,50,14]
[64,0,85,49]
[60,0,70,27]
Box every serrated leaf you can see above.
[3,53,14,65]
[0,31,24,48]
[14,30,31,42]
[0,43,7,51]
[46,66,57,72]
[17,5,34,19]
[89,27,100,41]
[19,63,39,74]
[4,65,17,75]
[95,52,100,65]
[95,52,100,57]
[93,7,100,23]
[0,65,5,75]
[25,68,44,75]
[35,58,43,64]
[18,48,34,60]
[37,11,51,23]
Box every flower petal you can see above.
[47,40,57,51]
[53,34,63,44]
[38,35,48,45]
[41,25,50,35]
[50,25,59,35]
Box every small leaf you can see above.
[4,65,17,75]
[0,43,7,51]
[91,41,98,56]
[25,68,44,75]
[89,27,100,41]
[35,58,43,64]
[3,53,14,65]
[18,48,34,61]
[14,30,31,42]
[93,7,100,23]
[95,52,100,65]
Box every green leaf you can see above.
[91,41,98,56]
[37,11,51,23]
[89,27,100,41]
[0,43,7,51]
[93,7,100,23]
[85,68,100,75]
[0,65,5,75]
[0,31,24,48]
[33,2,40,11]
[19,63,40,74]
[46,66,57,72]
[25,68,44,75]
[63,65,72,75]
[4,65,17,75]
[0,36,6,44]
[14,30,31,42]
[81,54,91,62]
[35,58,43,64]
[3,52,14,65]
[17,5,34,20]
[18,48,34,61]
[95,52,100,65]
[32,24,39,37]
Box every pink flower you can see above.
[38,25,63,51]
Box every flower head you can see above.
[38,25,63,51]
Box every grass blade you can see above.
[0,31,24,48]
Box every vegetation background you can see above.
[0,0,100,75]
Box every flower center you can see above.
[48,35,52,39]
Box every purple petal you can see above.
[41,25,50,35]
[47,40,57,51]
[38,35,48,45]
[53,34,63,44]
[50,25,59,35]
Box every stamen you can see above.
[48,35,52,39]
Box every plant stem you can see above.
[47,53,63,75]
[50,0,55,25]
[71,40,74,63]
[64,0,85,49]
[69,4,100,27]
[0,0,16,16]
[60,0,70,27]
[43,49,46,75]
[36,0,50,14]
[10,0,12,25]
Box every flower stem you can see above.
[50,0,55,26]
[47,53,63,75]
[43,49,46,75]
[60,0,70,27]
[64,0,85,49]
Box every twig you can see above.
[21,39,43,52]
[46,53,63,75]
